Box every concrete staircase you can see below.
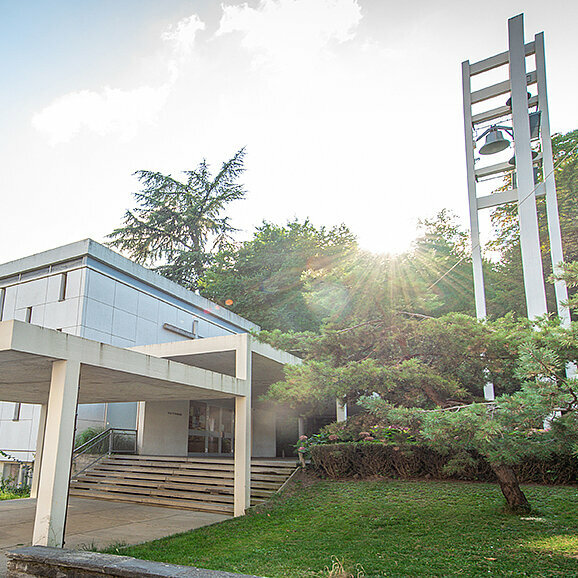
[69,455,297,515]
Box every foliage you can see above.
[106,478,578,577]
[306,439,578,486]
[296,414,577,485]
[556,260,578,312]
[407,209,477,317]
[268,276,578,510]
[0,482,30,500]
[0,449,32,497]
[0,468,31,499]
[202,210,484,331]
[108,149,246,290]
[261,312,525,414]
[74,426,106,449]
[201,219,357,331]
[295,425,416,461]
[363,305,578,510]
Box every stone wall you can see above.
[7,547,263,578]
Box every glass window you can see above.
[221,438,233,454]
[189,402,206,430]
[188,435,206,453]
[207,406,220,433]
[221,408,233,434]
[208,436,219,453]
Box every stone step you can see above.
[98,458,295,475]
[69,488,235,514]
[79,470,283,490]
[70,455,297,514]
[111,455,296,467]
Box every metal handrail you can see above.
[71,428,137,479]
[74,429,111,456]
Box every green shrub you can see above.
[0,476,30,499]
[307,441,576,484]
[74,426,106,451]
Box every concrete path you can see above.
[0,497,229,575]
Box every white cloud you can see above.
[31,85,171,144]
[162,13,206,80]
[31,13,206,144]
[218,0,362,68]
[162,13,205,57]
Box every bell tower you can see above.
[462,13,570,326]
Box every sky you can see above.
[1,0,576,265]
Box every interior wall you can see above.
[252,407,276,458]
[137,400,189,456]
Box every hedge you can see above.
[309,442,578,485]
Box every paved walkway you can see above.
[0,497,229,575]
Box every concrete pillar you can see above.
[30,404,48,499]
[234,334,251,517]
[336,400,348,422]
[32,360,80,547]
[298,416,306,437]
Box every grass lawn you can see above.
[0,489,29,500]
[105,477,578,577]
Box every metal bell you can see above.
[479,127,510,155]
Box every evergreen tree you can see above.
[108,149,246,290]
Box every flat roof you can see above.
[0,239,259,333]
[0,321,247,404]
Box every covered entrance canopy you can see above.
[0,320,300,549]
[131,333,300,397]
[0,322,245,405]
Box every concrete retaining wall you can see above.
[7,546,264,578]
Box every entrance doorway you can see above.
[188,401,234,455]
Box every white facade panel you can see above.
[112,308,137,342]
[0,403,40,460]
[175,310,194,332]
[110,335,136,348]
[15,278,48,309]
[62,326,82,337]
[157,301,178,327]
[114,282,138,315]
[65,269,84,300]
[82,327,113,344]
[30,304,46,326]
[135,317,158,346]
[13,308,28,322]
[1,286,17,319]
[137,400,189,456]
[86,270,115,305]
[137,291,159,322]
[46,275,63,303]
[83,298,114,334]
[43,297,83,330]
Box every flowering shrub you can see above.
[294,432,336,459]
[296,422,417,459]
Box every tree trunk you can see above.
[490,462,531,512]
